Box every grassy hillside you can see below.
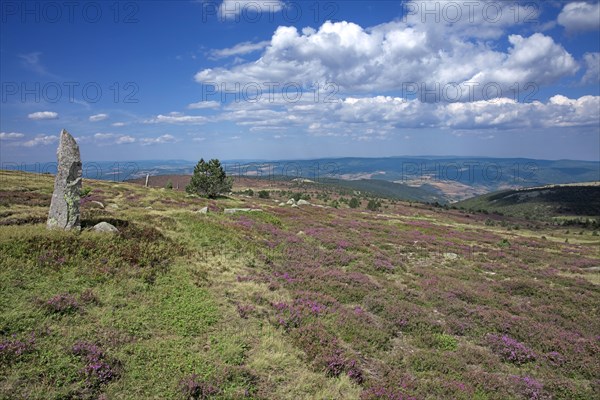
[455,183,600,222]
[1,170,599,399]
[324,178,446,203]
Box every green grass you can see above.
[1,170,599,399]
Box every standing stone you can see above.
[47,129,82,231]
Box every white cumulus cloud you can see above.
[89,113,109,122]
[93,132,136,145]
[145,112,208,124]
[28,111,58,120]
[195,20,578,101]
[0,132,25,140]
[22,135,58,147]
[582,52,600,84]
[187,101,221,109]
[213,93,600,139]
[140,134,178,145]
[558,2,600,33]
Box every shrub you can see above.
[44,293,80,314]
[349,197,360,208]
[179,374,219,399]
[486,334,536,365]
[511,375,544,400]
[81,186,92,197]
[72,341,119,389]
[165,180,173,189]
[367,199,381,211]
[236,303,255,319]
[0,332,36,364]
[432,333,458,351]
[258,190,270,199]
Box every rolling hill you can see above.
[1,170,599,399]
[455,183,600,221]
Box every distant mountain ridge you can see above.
[3,156,598,203]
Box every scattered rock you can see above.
[47,129,82,231]
[443,252,458,260]
[145,206,153,210]
[224,208,262,214]
[197,206,208,214]
[291,204,299,208]
[297,199,310,206]
[296,231,305,236]
[278,202,286,206]
[93,222,119,234]
[108,204,119,209]
[286,199,296,205]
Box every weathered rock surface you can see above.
[297,199,310,206]
[197,206,208,214]
[47,129,82,231]
[93,222,119,233]
[443,252,458,260]
[286,199,296,205]
[224,208,262,214]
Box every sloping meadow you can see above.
[1,170,598,399]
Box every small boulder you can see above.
[286,199,296,205]
[197,206,208,214]
[297,199,310,206]
[443,252,458,260]
[278,202,286,206]
[224,208,262,214]
[93,222,119,234]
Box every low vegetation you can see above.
[1,170,598,399]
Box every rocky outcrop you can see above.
[47,129,82,231]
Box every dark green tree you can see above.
[349,197,360,208]
[366,199,381,211]
[186,158,233,198]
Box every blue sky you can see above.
[1,0,599,163]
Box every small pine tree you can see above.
[186,158,233,198]
[367,199,381,211]
[349,197,360,208]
